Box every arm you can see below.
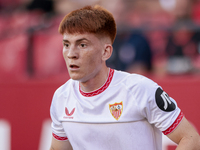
[167,117,200,150]
[50,136,73,150]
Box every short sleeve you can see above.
[50,90,68,140]
[137,77,184,135]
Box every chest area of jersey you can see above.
[62,120,158,150]
[60,88,143,123]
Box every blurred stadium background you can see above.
[0,0,200,150]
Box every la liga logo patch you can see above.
[155,87,176,112]
[109,101,123,120]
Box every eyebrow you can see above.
[62,38,90,43]
[62,39,69,43]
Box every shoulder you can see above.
[112,70,160,104]
[113,69,158,90]
[53,79,77,100]
[51,79,77,112]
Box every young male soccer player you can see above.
[50,5,200,150]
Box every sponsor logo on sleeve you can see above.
[155,87,176,112]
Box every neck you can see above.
[79,67,110,93]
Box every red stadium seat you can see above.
[0,34,28,82]
[32,30,66,78]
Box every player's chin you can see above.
[69,73,83,81]
[70,75,81,81]
[71,75,90,83]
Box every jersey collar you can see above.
[79,68,114,97]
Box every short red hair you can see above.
[58,5,117,44]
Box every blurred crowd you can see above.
[0,0,200,82]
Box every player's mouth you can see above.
[69,64,80,70]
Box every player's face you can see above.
[62,32,105,82]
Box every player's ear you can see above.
[102,43,113,61]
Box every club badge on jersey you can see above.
[109,102,123,120]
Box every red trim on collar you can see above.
[162,111,184,135]
[79,68,114,97]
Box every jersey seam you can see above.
[120,80,142,118]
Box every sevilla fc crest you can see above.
[109,102,123,120]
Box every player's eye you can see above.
[80,43,86,48]
[63,43,69,48]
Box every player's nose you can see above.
[67,45,79,59]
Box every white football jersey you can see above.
[50,69,183,150]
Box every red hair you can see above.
[58,5,116,44]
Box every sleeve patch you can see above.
[155,87,176,112]
[162,111,184,135]
[52,133,68,141]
